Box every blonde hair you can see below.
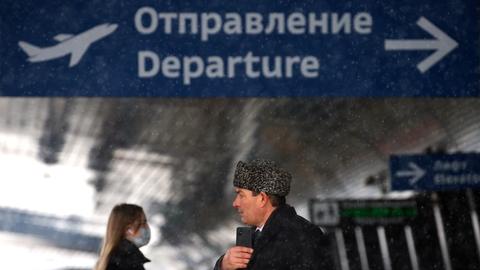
[95,203,145,270]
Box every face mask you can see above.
[130,226,151,248]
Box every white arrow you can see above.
[395,162,426,185]
[385,17,458,73]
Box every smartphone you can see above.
[236,226,253,248]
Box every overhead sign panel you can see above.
[1,0,479,96]
[310,199,417,226]
[390,153,480,191]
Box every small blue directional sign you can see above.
[390,153,480,191]
[1,0,479,96]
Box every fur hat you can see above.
[233,159,291,196]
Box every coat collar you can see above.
[250,204,296,257]
[112,239,151,265]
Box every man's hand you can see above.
[221,246,254,270]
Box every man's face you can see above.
[232,187,263,226]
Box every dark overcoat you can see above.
[214,204,333,270]
[107,239,150,270]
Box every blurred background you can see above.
[1,97,480,270]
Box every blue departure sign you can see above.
[1,0,479,96]
[390,153,480,191]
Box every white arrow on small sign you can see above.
[395,162,426,185]
[385,17,458,73]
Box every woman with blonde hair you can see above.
[96,203,151,270]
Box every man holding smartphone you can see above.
[213,159,332,270]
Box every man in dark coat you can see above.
[213,159,333,270]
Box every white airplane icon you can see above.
[18,23,118,67]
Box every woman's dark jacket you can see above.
[214,204,333,270]
[107,239,151,270]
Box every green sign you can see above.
[310,199,417,226]
[341,206,417,218]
